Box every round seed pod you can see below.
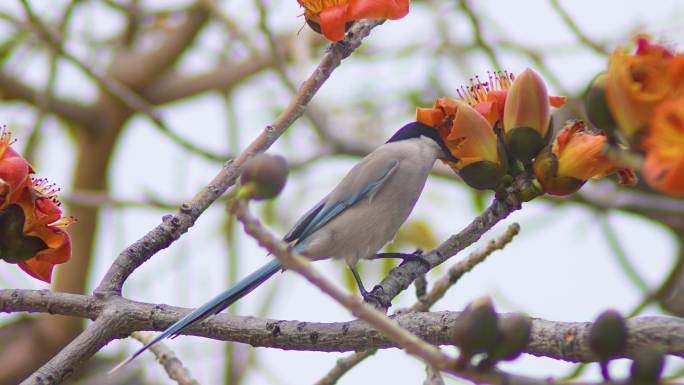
[493,313,532,361]
[451,298,499,359]
[588,309,628,360]
[240,154,288,200]
[629,349,665,385]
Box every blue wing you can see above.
[288,158,399,245]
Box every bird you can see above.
[111,121,457,371]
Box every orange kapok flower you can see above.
[605,36,684,141]
[533,120,632,196]
[298,0,409,41]
[642,96,684,196]
[503,68,564,163]
[416,97,506,189]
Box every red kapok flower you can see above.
[14,178,73,283]
[0,129,33,206]
[533,120,634,196]
[298,0,409,41]
[642,96,684,196]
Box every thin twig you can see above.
[548,0,608,56]
[131,332,200,385]
[458,0,501,70]
[314,350,377,385]
[599,215,650,294]
[366,174,532,309]
[412,223,521,312]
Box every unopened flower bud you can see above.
[240,154,288,200]
[493,313,532,361]
[584,73,618,139]
[503,68,552,163]
[533,120,629,196]
[589,309,628,360]
[451,297,499,360]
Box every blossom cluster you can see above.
[416,69,634,196]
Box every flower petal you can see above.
[643,153,684,196]
[447,100,499,167]
[347,0,409,20]
[19,258,54,283]
[319,5,348,41]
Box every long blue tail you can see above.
[110,259,282,373]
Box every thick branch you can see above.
[3,289,684,362]
[143,53,277,105]
[21,315,119,384]
[110,4,210,86]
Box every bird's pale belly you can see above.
[299,185,422,266]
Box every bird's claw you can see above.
[360,287,392,309]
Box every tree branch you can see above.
[110,4,210,86]
[131,332,200,385]
[367,179,527,309]
[21,316,119,384]
[143,53,277,105]
[3,289,684,362]
[0,72,95,126]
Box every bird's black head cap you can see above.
[386,122,458,162]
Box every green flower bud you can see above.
[589,309,628,360]
[629,349,665,385]
[505,126,547,164]
[240,154,289,200]
[458,160,506,190]
[584,73,618,138]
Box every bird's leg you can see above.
[349,265,371,299]
[349,265,390,308]
[368,248,431,270]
